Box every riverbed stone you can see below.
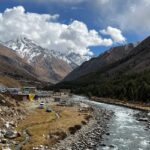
[1,138,8,144]
[4,130,18,139]
[109,144,115,148]
[106,132,110,135]
[138,118,148,122]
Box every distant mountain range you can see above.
[5,36,90,69]
[2,36,90,85]
[56,36,150,102]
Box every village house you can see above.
[60,89,71,97]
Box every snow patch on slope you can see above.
[5,36,91,68]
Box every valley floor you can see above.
[1,94,150,150]
[0,95,113,150]
[16,101,90,150]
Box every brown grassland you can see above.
[15,105,90,149]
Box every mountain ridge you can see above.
[5,36,91,69]
[0,43,44,87]
[5,37,71,83]
[63,43,137,81]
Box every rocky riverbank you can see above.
[49,107,113,150]
[134,111,150,130]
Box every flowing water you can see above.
[72,95,150,150]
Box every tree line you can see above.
[54,70,150,103]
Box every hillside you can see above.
[56,36,150,102]
[0,44,44,87]
[64,43,136,81]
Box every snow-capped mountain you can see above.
[5,36,50,63]
[5,36,91,68]
[50,50,91,69]
[4,36,75,83]
[0,43,41,87]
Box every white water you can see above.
[72,95,150,150]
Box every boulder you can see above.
[4,122,10,129]
[4,130,18,139]
[138,118,148,122]
[1,138,7,144]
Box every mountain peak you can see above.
[3,37,73,83]
[5,35,91,72]
[5,36,47,63]
[15,36,41,47]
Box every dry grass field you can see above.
[15,104,90,149]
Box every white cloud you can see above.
[0,6,116,56]
[100,26,126,43]
[117,0,150,33]
[93,0,150,33]
[15,0,150,34]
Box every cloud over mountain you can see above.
[100,26,126,43]
[0,6,124,56]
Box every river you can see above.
[72,95,150,150]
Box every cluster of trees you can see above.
[56,70,150,103]
[75,71,150,102]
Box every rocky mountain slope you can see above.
[101,36,150,75]
[5,37,74,83]
[64,36,150,81]
[64,43,136,81]
[0,44,43,87]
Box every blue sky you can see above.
[0,0,149,56]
